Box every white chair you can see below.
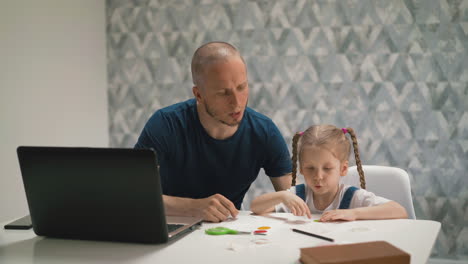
[340,165,416,219]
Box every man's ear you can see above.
[192,86,202,102]
[340,160,349,176]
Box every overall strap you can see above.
[339,186,359,209]
[295,184,306,201]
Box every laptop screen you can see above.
[17,146,172,243]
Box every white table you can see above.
[0,212,440,264]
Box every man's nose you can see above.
[229,91,240,106]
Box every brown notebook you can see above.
[300,241,410,264]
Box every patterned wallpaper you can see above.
[106,0,468,260]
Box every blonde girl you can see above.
[250,125,407,221]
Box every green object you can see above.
[313,219,320,222]
[205,227,251,235]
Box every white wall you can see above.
[0,0,108,222]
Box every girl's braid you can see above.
[291,132,301,186]
[346,127,366,189]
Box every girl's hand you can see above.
[319,209,357,222]
[281,191,312,218]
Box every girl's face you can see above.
[300,146,348,196]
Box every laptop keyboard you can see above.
[167,224,185,233]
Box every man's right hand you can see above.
[193,194,239,222]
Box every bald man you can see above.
[135,42,292,222]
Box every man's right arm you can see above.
[163,194,239,222]
[136,112,238,222]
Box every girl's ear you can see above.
[340,160,349,176]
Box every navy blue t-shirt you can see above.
[134,99,291,209]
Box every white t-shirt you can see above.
[275,183,390,214]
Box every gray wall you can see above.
[0,0,109,222]
[106,0,467,260]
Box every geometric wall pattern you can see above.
[106,0,468,260]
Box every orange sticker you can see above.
[257,226,271,230]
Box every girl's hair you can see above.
[291,125,366,189]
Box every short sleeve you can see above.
[263,122,292,177]
[134,111,172,162]
[350,189,391,208]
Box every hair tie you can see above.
[299,132,304,135]
[342,128,348,134]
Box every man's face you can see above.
[195,57,249,127]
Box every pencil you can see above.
[292,228,334,242]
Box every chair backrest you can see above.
[340,165,416,219]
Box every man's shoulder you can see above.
[146,99,195,129]
[243,107,285,142]
[158,99,195,116]
[245,107,274,126]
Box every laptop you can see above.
[16,146,202,244]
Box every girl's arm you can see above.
[320,201,408,222]
[352,201,408,220]
[250,191,286,215]
[250,191,312,218]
